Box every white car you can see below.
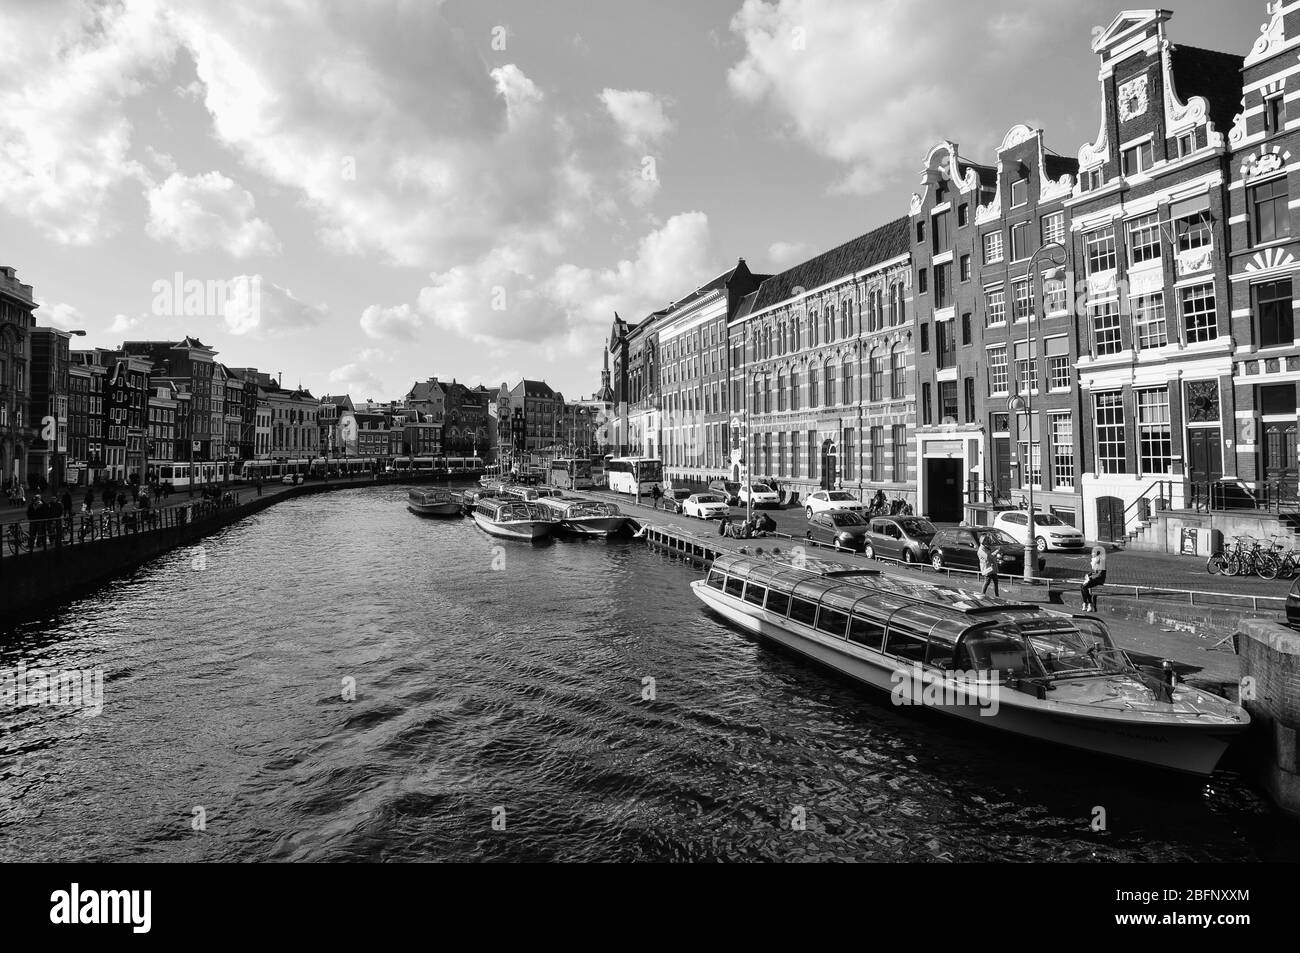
[992,510,1086,552]
[737,482,781,508]
[804,489,867,519]
[682,493,731,519]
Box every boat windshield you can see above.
[962,618,1130,680]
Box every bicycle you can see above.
[1223,536,1279,579]
[1208,535,1251,575]
[6,522,31,556]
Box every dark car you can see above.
[660,488,693,513]
[1288,577,1300,630]
[864,515,938,564]
[806,510,871,552]
[708,479,742,506]
[928,527,1046,575]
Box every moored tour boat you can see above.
[691,553,1249,776]
[536,497,628,537]
[472,499,558,541]
[407,487,462,517]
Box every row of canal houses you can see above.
[605,6,1300,542]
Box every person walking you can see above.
[978,535,1000,597]
[651,483,662,510]
[83,488,94,513]
[60,490,73,519]
[1081,545,1107,612]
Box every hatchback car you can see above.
[863,515,938,564]
[707,480,742,506]
[682,493,731,519]
[928,527,1046,575]
[992,510,1086,552]
[804,489,866,519]
[659,487,693,513]
[737,483,781,508]
[805,510,871,552]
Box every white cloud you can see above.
[223,276,326,337]
[360,303,423,340]
[767,241,813,269]
[145,171,281,257]
[727,0,1082,194]
[34,299,86,332]
[327,361,384,399]
[108,313,144,335]
[600,89,675,150]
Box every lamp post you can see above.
[1020,239,1066,583]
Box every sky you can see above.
[0,0,1267,403]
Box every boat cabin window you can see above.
[925,639,955,669]
[815,607,848,638]
[724,576,745,598]
[884,627,929,664]
[956,629,1037,678]
[789,598,818,626]
[706,570,725,590]
[849,613,885,650]
[743,583,767,606]
[765,589,790,615]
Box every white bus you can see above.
[549,457,594,490]
[606,456,662,495]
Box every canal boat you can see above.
[407,487,461,517]
[536,497,629,537]
[503,485,565,502]
[691,553,1250,776]
[471,499,558,541]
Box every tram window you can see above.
[926,640,955,669]
[765,590,790,615]
[884,628,929,663]
[743,584,767,606]
[724,577,745,598]
[789,598,818,626]
[706,571,725,590]
[848,614,885,650]
[816,607,848,638]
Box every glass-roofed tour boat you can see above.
[471,498,558,541]
[407,487,462,517]
[534,496,629,537]
[692,552,1249,775]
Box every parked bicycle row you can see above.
[2,496,240,558]
[1205,535,1300,579]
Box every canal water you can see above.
[1,483,1296,861]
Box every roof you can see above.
[517,379,556,399]
[750,217,910,314]
[406,379,446,402]
[1169,44,1245,135]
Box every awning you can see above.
[1170,194,1210,220]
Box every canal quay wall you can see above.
[1234,620,1300,818]
[0,475,443,628]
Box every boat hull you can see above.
[472,511,556,541]
[691,581,1244,776]
[408,502,462,517]
[562,516,629,537]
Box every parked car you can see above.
[863,515,938,564]
[660,487,693,513]
[992,510,1086,552]
[927,527,1046,575]
[707,479,742,506]
[804,489,867,519]
[806,510,871,552]
[682,493,731,519]
[281,473,304,485]
[737,482,781,508]
[1287,577,1300,630]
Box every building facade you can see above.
[28,327,72,489]
[0,265,36,492]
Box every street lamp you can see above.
[1019,239,1067,583]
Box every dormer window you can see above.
[1010,177,1028,208]
[1265,95,1286,137]
[1120,141,1153,177]
[1175,131,1196,158]
[1082,168,1104,192]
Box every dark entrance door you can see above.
[820,439,837,490]
[1095,495,1124,543]
[1187,428,1222,484]
[925,458,963,522]
[1263,421,1297,485]
[993,437,1011,502]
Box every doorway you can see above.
[1095,496,1125,543]
[992,437,1012,502]
[925,458,963,522]
[1263,421,1297,485]
[1186,427,1222,487]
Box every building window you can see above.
[1049,355,1071,390]
[791,431,800,477]
[1085,228,1117,274]
[1083,168,1104,191]
[917,268,928,294]
[808,429,818,479]
[957,203,969,227]
[916,219,926,244]
[1010,221,1029,261]
[790,369,800,411]
[988,345,1009,395]
[934,262,951,309]
[823,360,835,406]
[1091,300,1122,355]
[890,348,905,399]
[1018,428,1042,488]
[870,351,883,402]
[985,287,1006,327]
[1094,392,1127,474]
[1181,283,1218,343]
[1137,388,1173,474]
[1252,177,1291,244]
[1012,278,1032,321]
[1041,211,1065,247]
[807,365,818,408]
[776,369,786,411]
[961,311,972,345]
[939,380,958,422]
[1010,177,1028,208]
[920,323,929,353]
[892,425,906,482]
[1266,95,1286,136]
[1120,140,1153,176]
[1044,275,1067,315]
[1176,131,1196,157]
[1256,278,1294,348]
[1050,414,1074,489]
[983,231,1004,265]
[1176,210,1213,253]
[870,427,884,481]
[1127,212,1162,265]
[963,376,975,423]
[842,428,854,480]
[1015,342,1038,394]
[922,383,932,425]
[960,254,971,282]
[936,319,955,370]
[841,361,853,405]
[932,210,951,253]
[1133,293,1168,349]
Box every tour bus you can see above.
[606,456,663,495]
[549,457,594,490]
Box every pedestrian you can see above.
[84,489,94,513]
[978,535,999,597]
[256,477,262,497]
[650,483,662,509]
[116,491,127,514]
[102,486,113,510]
[1081,545,1107,612]
[61,490,73,518]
